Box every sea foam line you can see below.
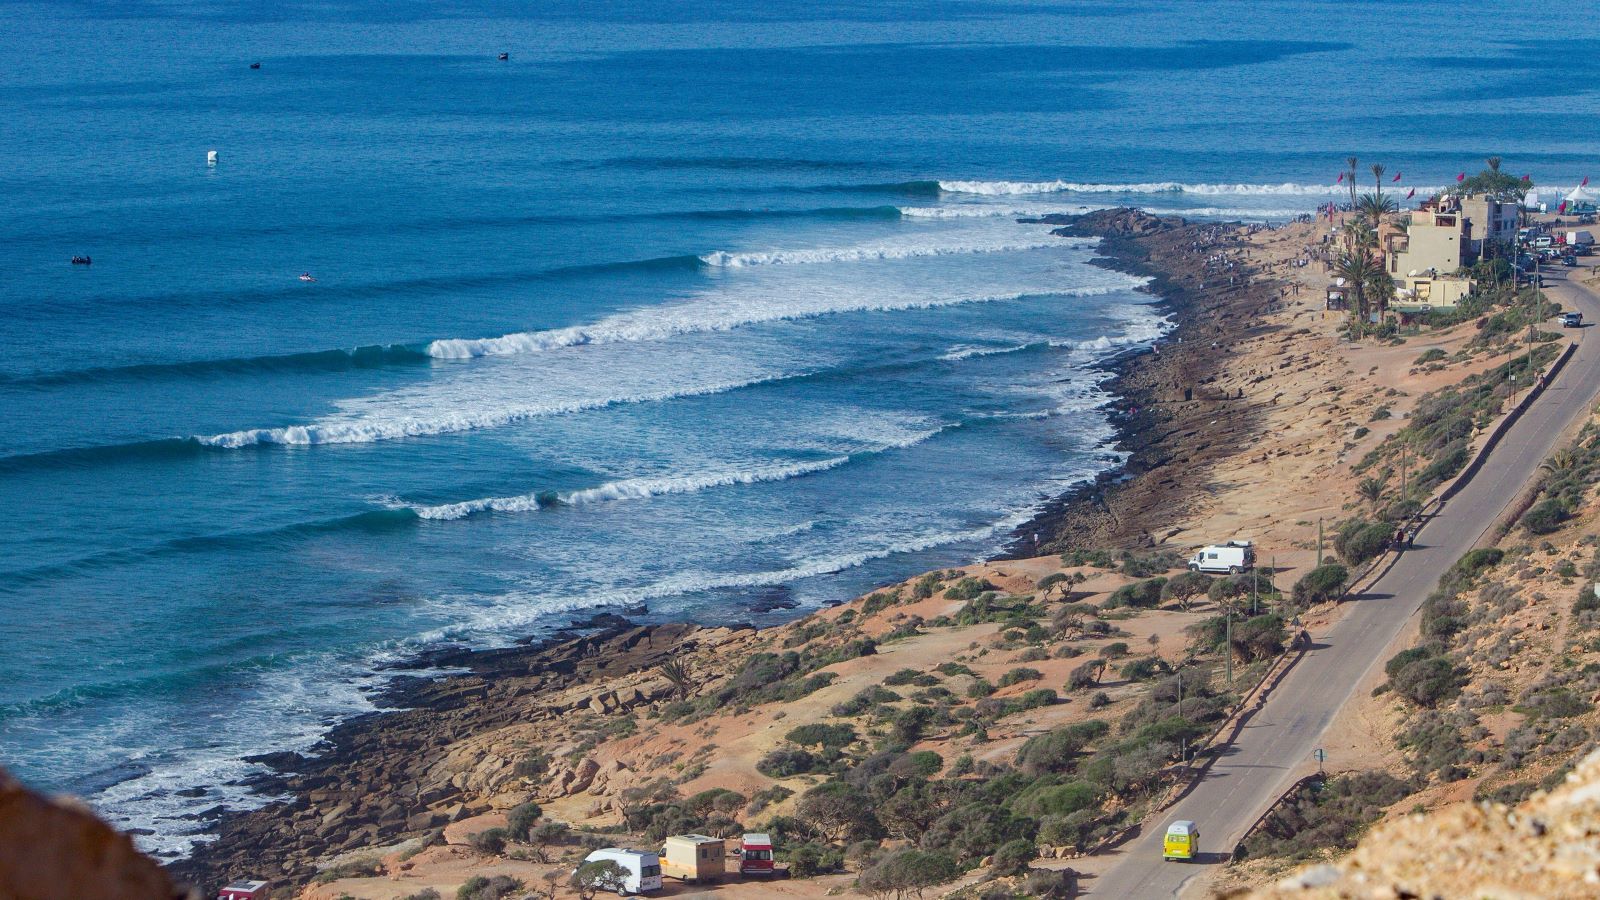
[938,179,1443,197]
[195,375,790,448]
[697,236,1062,266]
[411,456,853,521]
[426,280,1128,360]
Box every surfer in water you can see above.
[299,272,316,282]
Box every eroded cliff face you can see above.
[0,767,191,900]
[1237,747,1600,899]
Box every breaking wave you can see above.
[426,281,1128,360]
[697,236,1064,267]
[938,179,1379,196]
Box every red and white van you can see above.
[737,833,774,876]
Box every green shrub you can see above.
[468,828,508,856]
[505,802,541,840]
[966,678,996,699]
[1242,771,1411,861]
[997,667,1042,687]
[856,850,958,896]
[786,842,845,878]
[1521,498,1569,535]
[1335,519,1393,565]
[1293,564,1349,604]
[944,577,995,601]
[1104,577,1167,609]
[785,723,856,748]
[1120,550,1183,578]
[756,748,817,777]
[1060,549,1115,568]
[457,874,524,900]
[1011,781,1101,818]
[990,838,1036,876]
[1119,656,1171,681]
[1391,655,1465,707]
[1015,721,1109,775]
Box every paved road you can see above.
[1088,269,1600,898]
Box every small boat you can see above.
[298,272,315,282]
[497,52,508,61]
[71,255,91,265]
[250,62,261,69]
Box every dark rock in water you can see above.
[241,750,306,771]
[748,587,798,613]
[183,805,230,822]
[381,644,473,670]
[621,604,648,616]
[571,612,634,630]
[174,787,207,798]
[124,827,156,836]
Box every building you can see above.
[1386,209,1469,278]
[1395,273,1474,310]
[1457,194,1520,255]
[217,881,271,900]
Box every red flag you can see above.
[1406,188,1415,199]
[1336,173,1344,183]
[1585,176,1591,186]
[1392,173,1402,182]
[1560,201,1568,214]
[1457,172,1465,182]
[1522,175,1531,182]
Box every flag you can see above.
[1407,188,1415,199]
[1336,173,1344,183]
[1457,172,1466,182]
[1560,201,1568,214]
[1585,176,1591,186]
[1523,175,1531,182]
[1392,173,1402,182]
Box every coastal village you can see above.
[13,163,1600,900]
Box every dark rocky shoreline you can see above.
[166,208,1284,892]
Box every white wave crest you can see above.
[697,236,1063,267]
[427,280,1129,360]
[413,456,851,521]
[939,179,1387,197]
[195,376,785,448]
[897,205,1093,219]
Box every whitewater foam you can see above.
[412,456,852,521]
[698,235,1068,267]
[937,179,1435,197]
[425,279,1131,361]
[196,375,790,448]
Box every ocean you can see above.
[2,0,1595,857]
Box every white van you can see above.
[577,848,663,895]
[1188,541,1255,574]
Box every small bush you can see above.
[785,723,856,748]
[1522,498,1569,535]
[1391,654,1465,707]
[1293,564,1349,605]
[756,748,817,778]
[458,875,524,900]
[468,828,508,856]
[856,850,959,897]
[990,838,1036,876]
[997,667,1043,687]
[1104,577,1168,609]
[505,802,541,840]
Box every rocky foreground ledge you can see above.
[168,620,739,887]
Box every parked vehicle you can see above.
[577,848,663,895]
[737,833,776,876]
[217,882,271,900]
[1188,541,1254,574]
[1534,235,1554,248]
[1568,230,1595,249]
[1563,312,1583,328]
[1163,820,1199,861]
[660,834,725,883]
[1563,255,1579,267]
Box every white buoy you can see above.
[207,150,218,166]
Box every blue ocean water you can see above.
[2,0,1596,855]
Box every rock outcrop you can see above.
[1234,748,1600,899]
[0,767,193,899]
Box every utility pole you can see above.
[1176,671,1184,720]
[1317,518,1324,566]
[1225,608,1234,690]
[1400,441,1408,498]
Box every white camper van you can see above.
[1188,541,1255,574]
[577,848,663,895]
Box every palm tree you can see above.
[1346,156,1360,208]
[1355,192,1398,229]
[1487,156,1502,173]
[659,658,692,699]
[1335,250,1383,324]
[1370,163,1386,204]
[1357,476,1387,511]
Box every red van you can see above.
[737,833,774,876]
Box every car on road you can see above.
[1163,820,1199,861]
[1563,312,1583,328]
